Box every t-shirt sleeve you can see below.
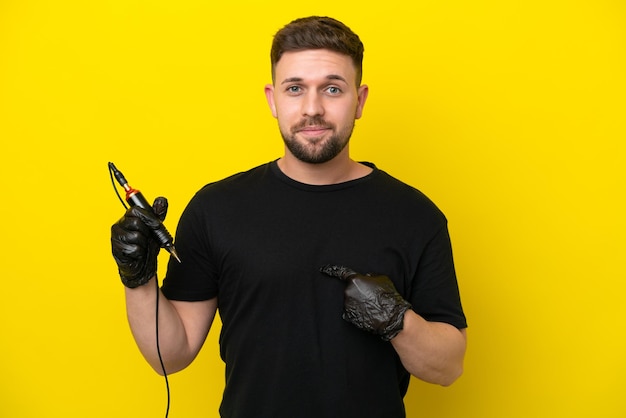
[409,224,467,329]
[161,193,219,301]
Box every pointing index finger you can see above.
[320,264,359,281]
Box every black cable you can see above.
[109,165,128,210]
[155,278,171,418]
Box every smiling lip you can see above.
[298,126,330,136]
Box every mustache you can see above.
[292,116,334,131]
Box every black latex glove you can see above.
[111,197,168,288]
[320,264,412,341]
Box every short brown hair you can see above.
[270,16,364,86]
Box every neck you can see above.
[277,148,372,185]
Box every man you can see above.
[111,16,467,418]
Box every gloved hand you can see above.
[111,197,168,288]
[320,264,412,341]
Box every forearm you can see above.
[391,310,467,386]
[124,277,196,375]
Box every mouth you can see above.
[296,125,331,138]
[301,126,329,133]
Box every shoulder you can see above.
[203,162,271,191]
[369,166,447,223]
[191,162,273,201]
[178,162,275,220]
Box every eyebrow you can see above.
[280,74,348,85]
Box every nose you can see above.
[301,90,324,117]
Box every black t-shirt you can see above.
[162,161,466,418]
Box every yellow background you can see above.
[1,1,625,417]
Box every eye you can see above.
[286,85,302,94]
[326,86,342,95]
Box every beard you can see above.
[280,115,355,164]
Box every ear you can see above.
[355,84,369,119]
[264,84,277,118]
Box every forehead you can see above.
[274,49,357,84]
